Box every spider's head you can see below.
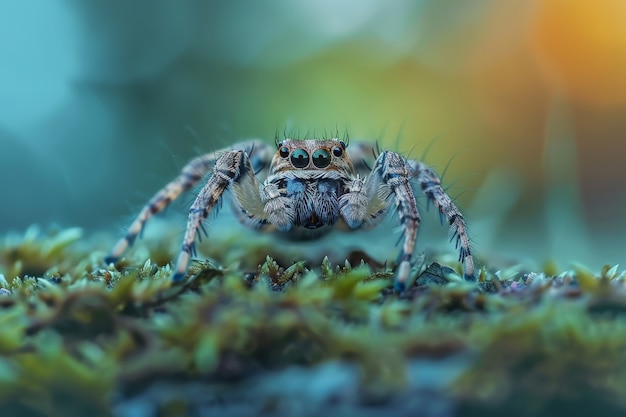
[270,138,354,174]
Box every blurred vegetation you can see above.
[2,226,626,416]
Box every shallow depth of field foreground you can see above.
[1,225,626,417]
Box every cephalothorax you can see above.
[105,137,475,291]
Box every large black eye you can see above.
[279,146,289,158]
[290,149,309,168]
[312,149,331,168]
[332,146,343,157]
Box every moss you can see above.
[1,225,626,416]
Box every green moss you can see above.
[1,226,626,416]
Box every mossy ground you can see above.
[1,225,626,416]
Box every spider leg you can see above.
[171,149,266,282]
[104,155,213,265]
[412,162,475,282]
[105,140,268,265]
[367,151,422,292]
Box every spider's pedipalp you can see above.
[261,182,294,232]
[339,175,368,228]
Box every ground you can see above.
[1,225,626,417]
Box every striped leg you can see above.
[105,140,266,265]
[171,149,266,282]
[368,151,421,292]
[413,162,475,281]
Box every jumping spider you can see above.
[105,137,475,291]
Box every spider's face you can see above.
[270,138,354,175]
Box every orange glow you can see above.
[532,0,626,106]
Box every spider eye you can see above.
[279,146,289,158]
[290,149,310,168]
[312,149,331,168]
[332,146,343,157]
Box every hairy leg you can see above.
[343,150,420,291]
[105,140,268,264]
[412,162,475,281]
[172,149,267,282]
[376,151,422,291]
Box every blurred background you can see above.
[1,0,625,271]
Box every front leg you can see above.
[341,151,421,291]
[373,151,422,291]
[172,149,264,282]
[105,140,268,265]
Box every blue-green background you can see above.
[2,0,626,271]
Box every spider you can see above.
[105,137,475,291]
